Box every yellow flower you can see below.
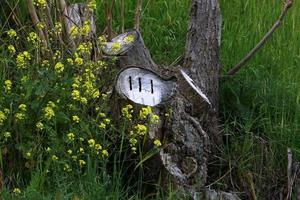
[98,35,107,44]
[63,164,72,172]
[67,133,75,141]
[27,32,41,47]
[79,159,86,167]
[77,42,92,55]
[4,80,12,92]
[16,51,31,69]
[70,26,79,38]
[80,97,88,105]
[102,150,109,157]
[52,155,59,161]
[139,106,152,119]
[54,22,62,34]
[88,139,95,147]
[36,122,44,130]
[154,139,162,147]
[79,147,84,154]
[42,60,50,67]
[67,58,74,65]
[33,0,46,9]
[0,111,7,125]
[135,124,147,136]
[4,131,11,138]
[111,42,121,52]
[7,29,17,38]
[81,21,91,36]
[43,106,55,120]
[26,152,32,157]
[72,155,77,161]
[13,188,21,194]
[67,149,73,155]
[55,62,64,74]
[71,90,80,101]
[98,122,106,129]
[75,57,84,65]
[150,115,160,124]
[104,118,110,125]
[95,144,102,151]
[124,35,135,43]
[15,113,26,121]
[72,115,80,123]
[7,45,16,54]
[37,22,45,30]
[121,104,133,120]
[87,0,97,10]
[92,90,100,99]
[18,104,27,112]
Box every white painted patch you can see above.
[180,70,211,105]
[116,68,175,106]
[102,31,138,55]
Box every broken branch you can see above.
[135,0,142,30]
[227,0,294,76]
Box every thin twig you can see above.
[286,148,293,200]
[59,0,76,50]
[27,0,49,55]
[227,0,294,76]
[120,0,125,33]
[134,0,142,30]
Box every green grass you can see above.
[0,0,300,199]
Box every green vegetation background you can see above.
[0,0,300,199]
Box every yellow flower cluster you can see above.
[135,124,147,136]
[81,21,91,37]
[67,132,75,141]
[7,45,16,54]
[111,42,122,52]
[16,51,31,69]
[43,101,56,120]
[33,0,46,9]
[76,42,92,56]
[54,22,62,34]
[7,29,17,38]
[13,188,21,194]
[27,32,41,47]
[0,111,7,125]
[122,104,133,120]
[4,131,11,138]
[37,22,45,30]
[70,26,79,38]
[55,62,64,74]
[36,121,44,130]
[42,60,50,67]
[4,80,12,92]
[52,155,59,161]
[15,104,27,121]
[79,159,86,167]
[72,115,80,123]
[124,35,135,43]
[64,164,72,172]
[139,106,152,119]
[87,0,97,10]
[153,139,162,147]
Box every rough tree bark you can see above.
[112,0,239,199]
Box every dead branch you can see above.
[59,0,76,50]
[27,0,50,55]
[120,0,125,33]
[286,148,293,200]
[227,0,294,76]
[134,0,142,30]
